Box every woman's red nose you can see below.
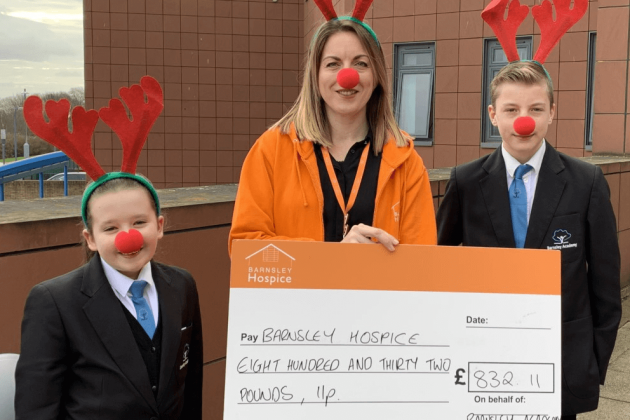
[115,229,144,254]
[337,68,360,90]
[513,116,536,136]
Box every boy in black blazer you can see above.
[437,61,621,419]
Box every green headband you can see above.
[335,17,380,46]
[312,17,380,47]
[81,172,161,226]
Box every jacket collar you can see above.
[480,148,516,247]
[525,142,566,248]
[290,124,315,159]
[152,262,182,407]
[290,123,414,169]
[80,257,180,413]
[381,135,415,169]
[81,256,160,413]
[479,142,567,249]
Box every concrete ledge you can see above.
[2,156,628,227]
[0,183,239,224]
[0,184,238,254]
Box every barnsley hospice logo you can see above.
[245,244,295,286]
[547,229,577,250]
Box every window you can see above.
[482,37,533,145]
[585,32,596,148]
[393,43,435,145]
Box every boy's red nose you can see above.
[513,116,536,136]
[115,229,144,254]
[337,68,360,90]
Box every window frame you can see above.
[481,37,533,147]
[585,32,596,149]
[393,43,436,146]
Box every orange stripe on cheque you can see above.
[231,240,561,296]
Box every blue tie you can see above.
[129,280,156,339]
[509,164,533,248]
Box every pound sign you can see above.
[455,368,466,385]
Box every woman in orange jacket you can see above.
[229,1,436,254]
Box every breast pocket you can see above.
[543,213,582,264]
[176,322,193,385]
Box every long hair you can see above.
[272,19,409,154]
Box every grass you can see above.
[1,157,25,163]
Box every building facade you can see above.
[84,0,628,188]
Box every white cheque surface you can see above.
[225,240,562,420]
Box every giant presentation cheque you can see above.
[225,240,562,420]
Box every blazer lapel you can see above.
[153,263,182,405]
[479,148,517,248]
[524,143,566,249]
[81,256,159,413]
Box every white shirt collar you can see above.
[502,140,546,178]
[100,257,154,299]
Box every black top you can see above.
[314,133,382,242]
[121,302,163,397]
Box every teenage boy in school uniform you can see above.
[436,61,621,419]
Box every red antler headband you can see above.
[481,0,588,64]
[99,76,163,174]
[313,0,379,44]
[24,75,164,225]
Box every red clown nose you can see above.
[513,116,536,136]
[115,229,144,254]
[337,68,360,90]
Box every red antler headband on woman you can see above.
[24,76,164,227]
[313,0,379,44]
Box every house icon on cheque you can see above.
[245,244,295,268]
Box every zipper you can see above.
[297,142,326,241]
[373,166,395,228]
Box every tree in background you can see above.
[0,87,85,158]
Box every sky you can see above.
[0,0,84,100]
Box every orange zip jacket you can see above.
[229,125,437,254]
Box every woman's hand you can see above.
[341,223,399,251]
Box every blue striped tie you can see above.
[509,164,533,248]
[129,280,156,339]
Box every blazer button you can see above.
[151,347,156,352]
[152,385,157,392]
[150,417,158,420]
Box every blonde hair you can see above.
[272,19,409,154]
[490,61,554,108]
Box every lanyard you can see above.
[321,144,370,238]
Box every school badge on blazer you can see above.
[543,214,581,263]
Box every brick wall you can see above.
[592,0,630,154]
[84,0,304,188]
[84,0,627,183]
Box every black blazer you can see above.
[15,256,203,420]
[437,143,621,415]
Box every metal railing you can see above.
[0,151,72,201]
